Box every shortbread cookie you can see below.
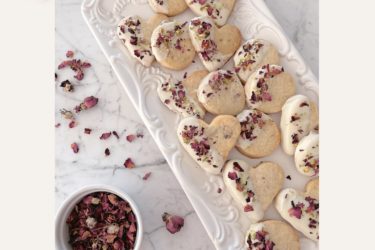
[117,14,169,67]
[223,160,284,222]
[189,16,241,71]
[151,20,195,70]
[177,115,240,174]
[148,0,187,16]
[306,178,319,199]
[245,220,300,250]
[280,95,317,155]
[158,70,208,118]
[310,101,319,131]
[295,132,319,176]
[236,109,280,158]
[197,70,245,115]
[275,187,319,241]
[185,0,235,26]
[245,64,295,113]
[234,39,279,82]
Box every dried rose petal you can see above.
[105,148,110,156]
[100,132,112,140]
[112,131,120,139]
[58,58,91,80]
[126,134,136,142]
[55,123,61,128]
[69,120,77,128]
[124,158,135,169]
[162,212,184,234]
[217,188,222,193]
[74,96,99,113]
[244,204,254,212]
[142,172,151,180]
[66,50,74,58]
[227,171,237,180]
[136,132,144,138]
[60,79,74,92]
[288,202,304,219]
[84,128,92,134]
[71,143,79,153]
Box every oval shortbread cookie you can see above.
[223,160,284,222]
[151,20,195,70]
[236,109,280,158]
[245,220,300,250]
[275,188,319,242]
[189,16,241,71]
[177,115,240,174]
[245,64,296,113]
[295,132,319,176]
[158,70,208,118]
[234,39,279,82]
[306,178,319,199]
[148,0,187,16]
[117,14,168,67]
[185,0,236,26]
[197,70,245,115]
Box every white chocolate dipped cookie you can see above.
[236,109,280,158]
[234,39,279,82]
[185,0,236,26]
[189,16,241,71]
[151,20,195,70]
[245,64,296,113]
[280,95,318,155]
[223,160,284,222]
[177,115,240,174]
[117,14,168,67]
[295,132,319,176]
[275,187,319,242]
[148,0,188,16]
[245,220,300,250]
[157,70,208,118]
[197,70,245,115]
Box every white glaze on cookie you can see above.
[189,17,230,71]
[117,16,154,67]
[280,95,312,155]
[151,20,190,61]
[245,223,275,250]
[157,78,205,118]
[275,188,319,242]
[234,39,278,82]
[245,64,284,109]
[295,132,319,176]
[223,160,264,222]
[177,117,224,174]
[186,0,232,26]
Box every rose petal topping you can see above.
[71,143,79,153]
[142,172,151,180]
[126,134,136,142]
[124,158,135,169]
[100,132,112,140]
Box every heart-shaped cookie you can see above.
[189,16,241,71]
[236,109,280,158]
[197,69,245,115]
[117,14,168,67]
[245,64,296,113]
[185,0,235,26]
[177,115,240,174]
[245,220,300,250]
[233,39,280,82]
[151,20,195,70]
[275,186,319,242]
[157,70,208,118]
[280,95,319,155]
[148,0,188,16]
[295,132,319,176]
[223,160,284,222]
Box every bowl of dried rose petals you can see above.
[55,185,143,250]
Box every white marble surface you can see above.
[55,0,318,249]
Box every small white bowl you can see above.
[55,185,143,250]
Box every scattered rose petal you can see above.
[286,175,292,180]
[69,120,77,128]
[217,188,222,193]
[142,172,151,180]
[74,96,99,113]
[105,148,110,156]
[100,132,112,140]
[124,158,135,169]
[60,79,74,92]
[60,109,74,120]
[84,128,92,134]
[66,50,74,58]
[113,131,120,139]
[71,143,79,153]
[244,204,254,212]
[55,123,61,128]
[162,212,184,234]
[136,132,144,138]
[58,57,91,81]
[126,134,136,142]
[55,73,58,80]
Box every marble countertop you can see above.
[55,0,318,249]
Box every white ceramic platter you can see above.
[82,0,319,249]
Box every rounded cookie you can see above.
[151,20,195,70]
[234,39,279,82]
[197,70,245,115]
[295,132,319,176]
[245,64,296,113]
[236,109,280,158]
[305,178,319,199]
[148,0,188,16]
